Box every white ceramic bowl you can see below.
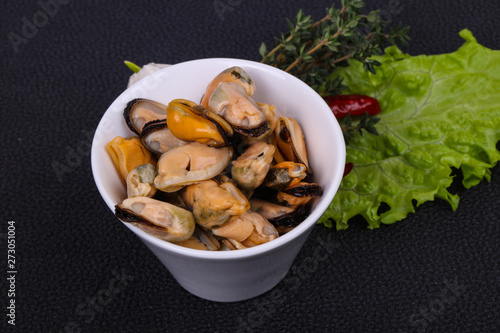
[91,58,345,302]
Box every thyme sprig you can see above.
[259,0,409,96]
[259,0,408,143]
[340,112,381,144]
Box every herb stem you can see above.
[332,52,354,64]
[311,13,333,29]
[284,57,301,72]
[263,39,291,63]
[261,8,342,64]
[285,29,343,72]
[260,0,409,97]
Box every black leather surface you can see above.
[2,0,499,332]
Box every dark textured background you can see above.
[2,0,499,332]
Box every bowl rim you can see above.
[91,57,345,260]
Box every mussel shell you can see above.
[124,98,167,135]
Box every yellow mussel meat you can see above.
[106,136,156,182]
[166,99,233,147]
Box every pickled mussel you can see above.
[274,116,310,171]
[182,179,249,229]
[154,142,233,192]
[124,98,167,135]
[200,66,255,109]
[208,82,268,137]
[212,211,279,247]
[231,142,275,196]
[166,99,233,147]
[263,161,307,191]
[115,196,195,243]
[140,119,187,155]
[106,136,156,182]
[126,163,158,198]
[238,103,278,146]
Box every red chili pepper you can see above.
[343,162,354,177]
[324,94,381,118]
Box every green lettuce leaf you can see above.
[319,29,500,230]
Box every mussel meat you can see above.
[208,82,268,137]
[263,161,307,191]
[126,163,158,198]
[166,99,233,147]
[108,66,323,249]
[183,179,250,229]
[140,119,187,155]
[274,116,310,171]
[241,102,278,145]
[106,136,156,182]
[115,196,195,242]
[200,66,255,109]
[231,142,275,195]
[124,98,167,135]
[154,142,233,192]
[211,211,279,247]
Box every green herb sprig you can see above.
[340,112,381,145]
[259,0,409,96]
